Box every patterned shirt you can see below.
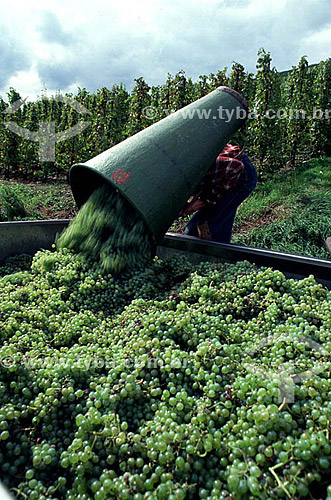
[197,144,245,205]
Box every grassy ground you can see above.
[1,157,330,259]
[232,157,331,259]
[0,179,76,221]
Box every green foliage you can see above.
[310,59,331,156]
[169,70,191,111]
[126,77,151,135]
[228,62,246,93]
[196,74,211,98]
[282,56,314,167]
[209,68,229,90]
[0,185,27,220]
[0,52,329,180]
[248,49,282,176]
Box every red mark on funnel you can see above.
[111,169,131,184]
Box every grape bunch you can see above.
[0,249,331,499]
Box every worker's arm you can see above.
[179,198,205,217]
[179,145,244,217]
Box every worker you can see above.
[179,143,257,242]
[326,238,331,255]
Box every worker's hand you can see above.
[197,222,211,240]
[179,199,205,217]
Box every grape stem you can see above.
[11,488,28,499]
[278,397,287,411]
[268,463,293,499]
[307,489,314,500]
[90,432,103,449]
[228,444,248,469]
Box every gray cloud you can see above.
[36,27,163,90]
[37,61,78,89]
[284,0,331,31]
[1,0,330,98]
[37,10,75,45]
[0,29,31,89]
[36,49,142,91]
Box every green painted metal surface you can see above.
[0,220,70,264]
[69,86,247,244]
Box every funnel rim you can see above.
[217,86,248,112]
[69,163,158,248]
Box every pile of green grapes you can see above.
[1,249,331,500]
[56,184,153,273]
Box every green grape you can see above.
[1,238,331,500]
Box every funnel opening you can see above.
[69,164,112,209]
[69,164,157,253]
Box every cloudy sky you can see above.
[1,0,330,101]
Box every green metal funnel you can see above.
[69,86,247,245]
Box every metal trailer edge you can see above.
[0,220,330,288]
